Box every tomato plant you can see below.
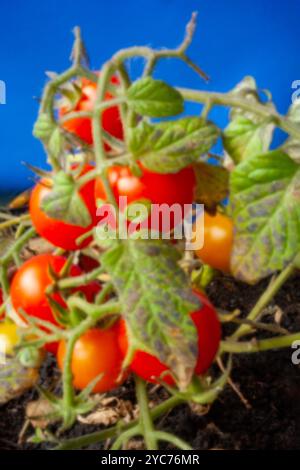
[57,323,127,393]
[29,164,97,251]
[194,211,233,273]
[10,254,99,353]
[118,290,221,385]
[59,75,123,147]
[1,12,299,452]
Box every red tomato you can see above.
[29,164,97,251]
[95,164,196,232]
[59,76,123,147]
[118,290,221,385]
[10,254,99,354]
[57,323,127,393]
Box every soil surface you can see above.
[0,274,300,450]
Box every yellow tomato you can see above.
[0,321,19,355]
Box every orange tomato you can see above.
[194,212,233,273]
[57,323,127,393]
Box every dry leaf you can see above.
[0,356,40,405]
[78,397,138,426]
[26,398,58,429]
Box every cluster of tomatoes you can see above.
[0,77,233,394]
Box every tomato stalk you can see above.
[177,87,300,142]
[221,331,300,354]
[231,260,296,339]
[134,375,158,450]
[0,227,36,267]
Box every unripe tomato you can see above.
[0,320,19,355]
[118,290,221,385]
[59,76,123,147]
[194,212,233,273]
[57,323,127,393]
[10,254,99,354]
[29,164,97,251]
[95,164,196,232]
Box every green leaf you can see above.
[33,113,56,140]
[0,356,40,405]
[282,99,300,162]
[230,150,300,283]
[223,77,274,163]
[193,162,229,212]
[223,116,274,164]
[129,118,220,174]
[48,127,65,160]
[102,239,200,389]
[126,77,184,118]
[41,171,92,227]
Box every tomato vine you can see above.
[0,11,300,450]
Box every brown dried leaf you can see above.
[0,356,40,405]
[78,397,138,426]
[26,398,58,429]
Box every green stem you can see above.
[232,261,296,339]
[111,425,141,450]
[62,335,77,409]
[153,431,193,450]
[178,87,300,141]
[54,395,183,450]
[0,227,36,266]
[135,375,158,450]
[0,214,30,232]
[66,297,120,320]
[0,265,9,297]
[221,331,300,354]
[92,62,120,213]
[56,266,104,290]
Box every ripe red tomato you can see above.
[10,254,99,354]
[95,164,196,232]
[29,164,97,251]
[59,76,123,147]
[118,290,221,385]
[57,323,127,393]
[194,212,233,273]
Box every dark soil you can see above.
[0,274,300,450]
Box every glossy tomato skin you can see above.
[57,323,127,393]
[10,254,99,354]
[194,212,233,273]
[95,164,196,232]
[0,320,19,355]
[60,76,123,147]
[29,164,97,251]
[118,290,221,385]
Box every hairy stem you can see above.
[221,332,300,354]
[178,88,300,141]
[135,375,158,450]
[232,261,296,339]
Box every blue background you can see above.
[0,0,299,201]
